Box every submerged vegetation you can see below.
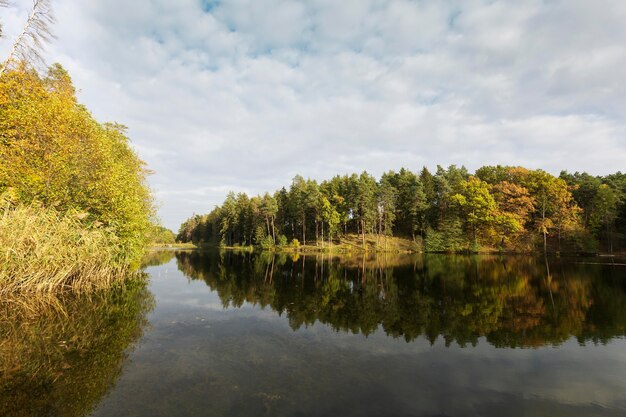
[178,166,626,254]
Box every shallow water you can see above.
[3,251,626,416]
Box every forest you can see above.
[178,166,626,253]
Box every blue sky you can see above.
[1,0,625,231]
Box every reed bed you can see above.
[0,197,130,294]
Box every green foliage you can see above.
[254,224,267,244]
[149,225,176,244]
[277,234,288,247]
[178,166,626,254]
[254,225,274,249]
[0,66,154,275]
[452,176,497,244]
[424,218,469,252]
[259,235,275,249]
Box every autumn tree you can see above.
[491,181,535,248]
[525,170,580,252]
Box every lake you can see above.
[3,251,626,417]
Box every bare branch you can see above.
[0,1,9,38]
[1,0,55,76]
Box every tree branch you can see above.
[0,0,55,76]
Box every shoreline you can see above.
[166,243,624,258]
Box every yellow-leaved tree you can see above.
[0,64,154,268]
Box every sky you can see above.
[1,0,625,231]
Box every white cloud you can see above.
[1,0,625,230]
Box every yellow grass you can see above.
[0,198,131,294]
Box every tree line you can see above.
[178,165,626,253]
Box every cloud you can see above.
[1,0,625,230]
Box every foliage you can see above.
[0,65,155,279]
[277,234,288,247]
[178,165,626,254]
[148,225,176,244]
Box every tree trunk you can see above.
[362,220,366,251]
[542,199,547,254]
[315,219,319,246]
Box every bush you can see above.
[277,234,288,247]
[0,65,154,270]
[291,238,300,250]
[254,225,267,245]
[259,235,274,250]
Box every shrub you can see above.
[259,235,274,250]
[277,234,288,247]
[0,65,154,271]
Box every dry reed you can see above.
[0,195,130,294]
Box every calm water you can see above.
[3,251,626,417]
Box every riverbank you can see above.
[184,234,606,256]
[149,242,197,251]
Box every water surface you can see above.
[3,251,626,416]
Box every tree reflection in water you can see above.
[0,279,154,417]
[176,251,626,348]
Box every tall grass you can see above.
[0,194,131,294]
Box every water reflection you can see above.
[141,250,177,268]
[176,251,626,347]
[0,280,154,417]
